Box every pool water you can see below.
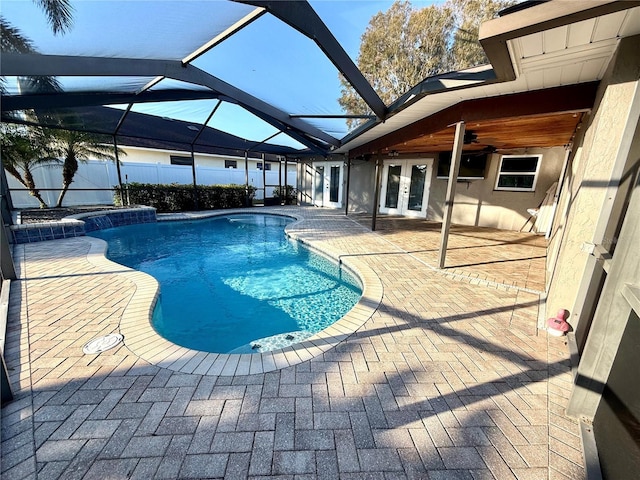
[91,214,362,353]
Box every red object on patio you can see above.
[547,309,570,336]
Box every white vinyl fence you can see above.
[6,160,297,208]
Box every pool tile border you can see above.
[85,209,383,375]
[10,206,156,243]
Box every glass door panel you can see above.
[384,165,402,209]
[314,165,324,206]
[407,164,427,211]
[380,159,433,217]
[330,166,340,203]
[312,161,343,208]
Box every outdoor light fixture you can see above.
[388,150,399,157]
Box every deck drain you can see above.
[83,333,124,354]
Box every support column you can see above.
[438,121,465,269]
[262,154,267,203]
[345,156,351,216]
[113,136,124,202]
[0,222,16,280]
[244,151,250,207]
[0,158,14,226]
[284,156,288,203]
[190,146,199,210]
[372,152,383,231]
[278,157,283,204]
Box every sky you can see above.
[2,0,441,149]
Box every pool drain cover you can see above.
[83,333,124,354]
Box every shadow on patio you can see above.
[352,215,548,292]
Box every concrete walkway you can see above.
[1,207,583,479]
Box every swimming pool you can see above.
[91,214,362,354]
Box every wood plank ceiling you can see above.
[383,111,584,155]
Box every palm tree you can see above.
[1,124,57,208]
[1,0,73,93]
[1,0,73,50]
[48,130,123,208]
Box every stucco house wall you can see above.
[427,147,565,231]
[340,148,565,231]
[545,34,640,330]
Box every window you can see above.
[257,162,271,171]
[495,155,541,191]
[225,160,237,169]
[170,155,192,166]
[437,152,487,179]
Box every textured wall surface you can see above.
[545,34,640,324]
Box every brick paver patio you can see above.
[1,206,584,479]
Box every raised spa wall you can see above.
[9,207,156,244]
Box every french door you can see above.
[380,159,433,217]
[313,161,343,208]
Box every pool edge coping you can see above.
[87,208,384,376]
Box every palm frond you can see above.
[32,0,74,35]
[0,17,35,53]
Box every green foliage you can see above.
[272,185,297,205]
[339,0,515,129]
[0,124,58,208]
[1,0,73,93]
[114,183,256,212]
[448,0,513,68]
[46,128,121,207]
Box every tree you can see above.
[1,0,73,52]
[0,124,57,208]
[47,130,123,208]
[339,0,515,129]
[448,0,513,68]
[1,0,73,93]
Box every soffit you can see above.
[509,6,640,89]
[383,112,583,155]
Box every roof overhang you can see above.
[340,0,640,157]
[349,82,597,157]
[479,0,640,81]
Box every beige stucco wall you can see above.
[545,34,640,325]
[339,149,565,231]
[427,147,566,231]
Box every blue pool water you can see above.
[91,214,362,353]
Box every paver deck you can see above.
[1,206,583,479]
